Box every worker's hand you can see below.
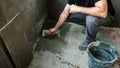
[70,5,79,13]
[47,28,57,35]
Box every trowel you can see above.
[42,29,60,38]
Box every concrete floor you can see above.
[29,22,120,68]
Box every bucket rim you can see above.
[87,41,118,63]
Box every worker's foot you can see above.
[82,28,86,34]
[79,40,92,51]
[79,42,88,51]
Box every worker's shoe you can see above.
[79,40,92,51]
[82,28,86,34]
[79,42,88,51]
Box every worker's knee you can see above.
[86,15,99,27]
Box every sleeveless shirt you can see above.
[68,0,115,16]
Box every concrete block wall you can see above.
[0,38,13,68]
[47,0,67,20]
[112,0,120,27]
[0,0,47,68]
[47,0,120,27]
[0,0,47,46]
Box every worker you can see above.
[48,0,115,51]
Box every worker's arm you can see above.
[70,0,108,18]
[48,4,70,35]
